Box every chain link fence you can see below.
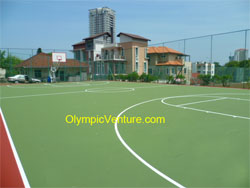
[0,29,249,88]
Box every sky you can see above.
[0,0,249,63]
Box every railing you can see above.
[102,54,126,61]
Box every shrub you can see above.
[175,74,185,84]
[166,75,174,84]
[146,75,158,82]
[107,74,114,80]
[118,74,128,81]
[198,74,212,85]
[127,72,139,82]
[139,73,147,82]
[221,75,232,87]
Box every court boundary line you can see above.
[0,108,31,188]
[0,90,85,99]
[161,95,250,120]
[1,85,249,100]
[0,84,175,99]
[176,97,227,106]
[6,81,110,89]
[114,93,249,188]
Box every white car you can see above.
[7,75,41,83]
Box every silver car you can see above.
[7,74,41,83]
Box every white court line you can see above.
[0,108,31,187]
[0,90,84,99]
[134,85,168,89]
[84,87,135,93]
[212,96,250,102]
[6,81,110,89]
[162,96,250,120]
[2,82,249,101]
[177,97,227,107]
[114,97,186,188]
[114,93,249,187]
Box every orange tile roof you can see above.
[156,61,184,66]
[148,46,184,55]
[16,53,88,68]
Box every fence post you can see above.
[183,39,186,61]
[48,56,50,82]
[244,29,247,50]
[7,48,11,76]
[31,49,33,78]
[210,35,213,64]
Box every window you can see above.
[121,48,124,57]
[145,48,147,58]
[166,68,169,74]
[34,70,41,78]
[144,62,147,73]
[82,51,86,61]
[135,47,139,60]
[184,68,187,74]
[135,61,139,73]
[105,50,108,59]
[111,50,114,58]
[115,63,119,74]
[75,51,80,61]
[121,63,125,73]
[101,62,105,75]
[172,68,175,74]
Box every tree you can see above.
[224,61,240,67]
[221,75,232,87]
[239,60,250,68]
[0,50,5,64]
[198,74,212,85]
[37,48,42,54]
[211,74,221,86]
[0,50,22,77]
[213,62,221,68]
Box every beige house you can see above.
[72,32,150,77]
[100,32,150,75]
[147,46,192,84]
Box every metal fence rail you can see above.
[0,29,249,88]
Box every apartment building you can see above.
[233,49,248,61]
[192,62,215,76]
[89,7,116,44]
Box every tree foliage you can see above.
[0,50,22,77]
[213,62,221,68]
[198,74,212,85]
[37,48,42,54]
[224,60,250,68]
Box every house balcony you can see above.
[102,54,126,62]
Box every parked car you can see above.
[7,75,41,83]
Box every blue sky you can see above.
[1,0,249,63]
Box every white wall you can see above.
[94,43,104,60]
[119,34,147,45]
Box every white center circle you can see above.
[84,87,135,93]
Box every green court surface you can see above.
[1,81,249,187]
